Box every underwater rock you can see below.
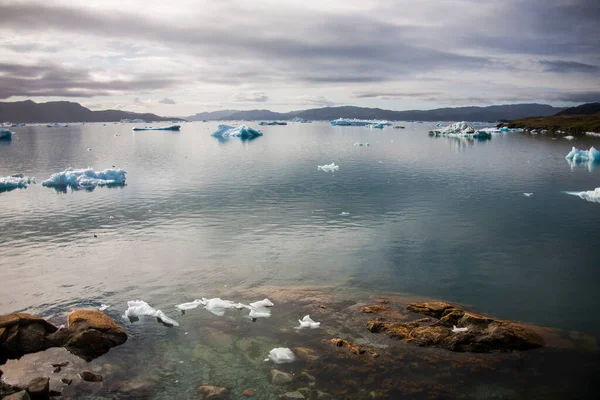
[270,369,294,386]
[361,305,389,314]
[26,377,49,400]
[292,347,319,362]
[79,371,102,382]
[278,391,305,399]
[198,385,228,399]
[242,387,256,397]
[60,378,72,386]
[3,391,31,400]
[330,338,365,355]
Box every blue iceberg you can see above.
[370,123,385,129]
[563,187,600,203]
[132,125,180,131]
[0,174,35,193]
[0,128,13,141]
[565,146,600,163]
[42,167,127,189]
[211,124,263,140]
[291,117,311,123]
[331,118,391,127]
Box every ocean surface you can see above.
[1,122,599,398]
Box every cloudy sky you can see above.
[0,0,599,116]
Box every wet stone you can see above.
[198,385,228,399]
[242,387,255,397]
[79,370,102,382]
[270,369,294,386]
[26,377,49,400]
[279,391,305,399]
[3,391,32,400]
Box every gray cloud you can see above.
[356,92,442,99]
[550,91,600,103]
[539,60,599,74]
[234,92,269,103]
[297,96,335,106]
[159,98,176,104]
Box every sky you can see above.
[0,0,599,116]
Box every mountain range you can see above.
[0,100,180,123]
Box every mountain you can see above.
[0,100,180,123]
[555,102,600,116]
[187,110,240,121]
[191,103,565,122]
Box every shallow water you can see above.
[1,122,600,398]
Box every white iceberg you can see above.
[266,348,296,364]
[121,118,145,123]
[330,118,390,127]
[563,188,600,203]
[296,315,321,330]
[99,304,110,311]
[0,128,13,140]
[565,146,600,163]
[125,300,179,326]
[202,297,240,316]
[42,167,126,189]
[175,299,204,311]
[523,193,533,197]
[211,124,262,140]
[317,162,339,172]
[249,298,274,308]
[429,121,481,137]
[452,325,468,333]
[0,174,35,192]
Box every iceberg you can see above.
[202,297,241,316]
[46,123,68,128]
[125,300,179,326]
[428,121,475,136]
[42,167,126,189]
[132,125,180,131]
[370,123,385,129]
[452,325,468,333]
[258,121,287,126]
[211,124,263,140]
[317,162,339,172]
[266,348,296,364]
[121,118,145,123]
[565,146,600,163]
[0,128,13,140]
[175,299,204,311]
[0,174,35,192]
[523,193,533,197]
[563,188,600,203]
[330,118,391,127]
[586,132,600,137]
[296,315,321,329]
[249,298,274,308]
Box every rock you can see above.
[366,320,418,339]
[406,302,456,319]
[49,390,62,397]
[60,378,72,386]
[242,387,255,397]
[116,380,158,397]
[79,370,103,382]
[0,368,3,378]
[197,385,228,399]
[407,326,451,346]
[270,369,294,385]
[330,338,365,355]
[317,391,333,399]
[1,381,22,398]
[3,391,32,400]
[361,305,388,314]
[297,387,313,398]
[292,347,319,362]
[0,314,59,363]
[26,377,49,400]
[278,391,305,399]
[51,362,68,368]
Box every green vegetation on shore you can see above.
[507,113,600,134]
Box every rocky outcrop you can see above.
[198,385,228,399]
[0,310,127,365]
[366,302,544,353]
[25,377,49,400]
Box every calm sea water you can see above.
[1,122,599,333]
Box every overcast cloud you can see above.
[0,0,598,115]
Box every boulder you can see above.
[26,377,49,400]
[79,371,103,382]
[270,369,294,386]
[3,391,32,400]
[198,385,228,399]
[278,392,305,399]
[242,387,255,397]
[366,321,418,339]
[0,314,59,363]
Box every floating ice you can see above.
[0,128,13,140]
[565,146,600,163]
[121,118,145,123]
[202,298,241,316]
[586,132,600,137]
[564,136,575,140]
[523,193,533,197]
[175,299,204,311]
[563,188,600,203]
[331,118,390,127]
[249,307,272,319]
[340,212,350,216]
[132,125,180,131]
[99,304,110,311]
[267,348,296,364]
[0,174,35,192]
[125,300,179,326]
[317,163,339,172]
[370,123,385,129]
[211,124,262,140]
[296,315,321,330]
[42,167,126,189]
[429,121,476,136]
[291,117,311,123]
[249,298,274,308]
[258,121,287,126]
[452,325,468,333]
[46,123,68,128]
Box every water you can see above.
[1,122,600,398]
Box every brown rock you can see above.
[407,326,451,346]
[3,391,32,400]
[60,378,72,386]
[270,369,294,385]
[438,310,465,326]
[198,385,228,399]
[116,379,157,396]
[278,392,305,399]
[242,388,256,397]
[361,305,388,314]
[26,377,49,400]
[79,371,103,382]
[366,320,419,339]
[292,347,319,362]
[406,302,456,319]
[62,310,127,361]
[330,338,365,355]
[49,390,62,397]
[458,312,495,327]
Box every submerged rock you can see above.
[79,371,102,382]
[330,338,365,355]
[3,391,31,400]
[242,387,256,397]
[26,377,49,400]
[198,385,228,399]
[361,305,389,314]
[270,369,294,386]
[278,391,305,399]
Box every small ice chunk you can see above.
[353,142,364,147]
[132,125,180,131]
[175,299,204,311]
[0,175,35,192]
[99,304,110,311]
[87,148,93,151]
[563,187,600,203]
[370,123,385,129]
[295,315,321,329]
[563,136,575,140]
[125,300,179,326]
[340,212,350,216]
[42,167,126,189]
[202,298,240,316]
[267,348,296,364]
[523,193,533,197]
[452,325,468,333]
[249,307,272,319]
[317,163,339,172]
[249,298,274,308]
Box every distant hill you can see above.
[0,100,180,123]
[187,110,240,121]
[190,104,565,122]
[555,102,600,116]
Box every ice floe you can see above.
[175,299,204,311]
[42,167,127,189]
[132,125,181,131]
[291,117,311,123]
[0,128,13,140]
[121,118,145,123]
[565,146,600,163]
[99,304,110,311]
[452,325,468,333]
[429,122,493,139]
[370,123,385,129]
[266,348,296,364]
[295,315,321,330]
[202,298,241,316]
[0,174,35,192]
[249,298,274,308]
[125,300,179,326]
[523,193,533,197]
[340,212,350,216]
[258,121,287,126]
[330,118,390,127]
[211,124,263,140]
[563,188,600,203]
[564,136,575,140]
[317,163,339,172]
